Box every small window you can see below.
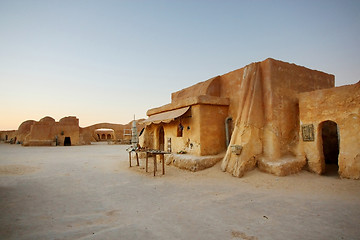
[177,123,184,137]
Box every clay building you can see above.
[299,82,360,179]
[80,121,144,145]
[20,116,80,146]
[94,128,115,141]
[4,116,144,146]
[140,58,360,179]
[0,130,17,143]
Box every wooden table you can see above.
[145,150,170,176]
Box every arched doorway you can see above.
[159,126,165,151]
[94,128,115,142]
[321,120,339,175]
[64,137,71,146]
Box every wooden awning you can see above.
[143,106,190,125]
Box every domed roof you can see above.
[59,116,79,125]
[17,120,36,133]
[39,116,55,123]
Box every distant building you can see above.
[20,116,80,146]
[1,117,144,146]
[94,128,115,141]
[0,130,16,143]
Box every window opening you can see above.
[177,123,184,137]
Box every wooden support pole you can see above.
[136,152,139,166]
[154,155,156,176]
[129,152,131,167]
[146,152,148,172]
[154,155,157,172]
[162,154,165,175]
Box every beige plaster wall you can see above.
[171,76,221,102]
[265,59,334,159]
[199,104,228,155]
[218,67,244,120]
[299,82,360,179]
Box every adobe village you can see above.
[1,58,359,179]
[1,58,360,240]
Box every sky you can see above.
[0,0,359,130]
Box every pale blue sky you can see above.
[1,0,359,130]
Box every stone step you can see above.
[258,155,306,176]
[165,152,226,172]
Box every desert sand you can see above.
[0,143,359,239]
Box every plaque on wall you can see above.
[302,124,314,141]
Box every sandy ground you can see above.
[0,143,360,240]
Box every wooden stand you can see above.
[145,151,168,176]
[128,149,169,176]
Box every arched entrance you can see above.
[94,129,115,142]
[158,126,165,151]
[64,137,71,146]
[321,120,339,175]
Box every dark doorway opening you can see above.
[159,126,165,151]
[321,120,339,176]
[107,134,111,139]
[5,135,8,141]
[64,137,71,146]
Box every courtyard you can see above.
[0,143,359,239]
